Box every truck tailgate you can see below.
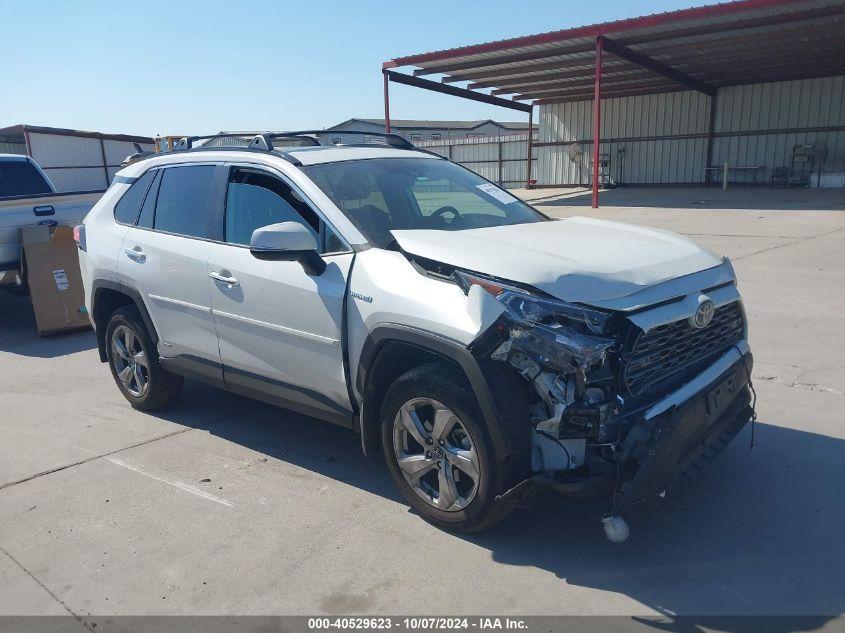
[0,191,102,268]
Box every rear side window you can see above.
[152,165,215,238]
[137,171,161,229]
[0,160,52,197]
[113,171,155,224]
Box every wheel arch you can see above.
[355,324,519,462]
[91,280,158,363]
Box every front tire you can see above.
[105,306,183,411]
[381,362,512,533]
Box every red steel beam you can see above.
[405,3,844,80]
[600,36,716,95]
[390,0,799,68]
[384,70,532,112]
[469,37,843,95]
[592,36,603,209]
[526,107,534,189]
[444,21,844,87]
[453,34,844,100]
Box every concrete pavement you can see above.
[1,187,843,616]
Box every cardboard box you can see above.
[20,225,91,336]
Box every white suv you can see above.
[78,132,754,535]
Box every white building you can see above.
[319,118,535,145]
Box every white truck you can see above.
[0,154,102,288]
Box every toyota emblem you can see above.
[690,296,715,329]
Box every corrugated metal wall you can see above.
[417,134,537,188]
[28,133,154,192]
[0,142,26,155]
[538,75,845,186]
[711,76,845,183]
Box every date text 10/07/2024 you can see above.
[307,617,528,630]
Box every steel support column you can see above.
[526,107,534,189]
[98,138,110,188]
[591,36,603,209]
[705,89,718,181]
[383,70,391,133]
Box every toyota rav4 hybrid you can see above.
[77,132,755,537]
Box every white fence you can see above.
[27,132,154,192]
[416,133,537,189]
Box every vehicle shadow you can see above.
[189,382,400,501]
[462,418,845,618]
[0,291,96,358]
[185,385,844,617]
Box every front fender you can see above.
[356,324,517,461]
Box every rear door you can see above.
[119,164,225,381]
[207,164,354,425]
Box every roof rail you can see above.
[267,130,416,150]
[172,133,247,151]
[172,133,322,151]
[169,131,444,166]
[172,130,416,152]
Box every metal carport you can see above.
[382,0,845,207]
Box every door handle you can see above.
[124,247,146,263]
[209,271,240,287]
[33,205,55,217]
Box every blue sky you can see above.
[1,0,711,137]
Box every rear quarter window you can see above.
[113,171,155,224]
[152,165,215,238]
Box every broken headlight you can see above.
[455,271,615,370]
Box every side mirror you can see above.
[250,222,326,276]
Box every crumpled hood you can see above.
[391,217,725,304]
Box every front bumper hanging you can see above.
[616,352,754,507]
[497,352,755,509]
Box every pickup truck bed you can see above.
[0,154,103,272]
[1,190,102,270]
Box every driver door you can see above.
[207,165,354,426]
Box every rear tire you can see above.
[381,362,513,533]
[105,306,183,411]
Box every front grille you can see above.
[623,301,745,398]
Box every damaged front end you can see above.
[458,270,754,513]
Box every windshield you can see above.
[303,158,547,248]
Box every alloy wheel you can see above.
[111,325,149,398]
[392,397,481,511]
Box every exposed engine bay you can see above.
[455,268,755,524]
